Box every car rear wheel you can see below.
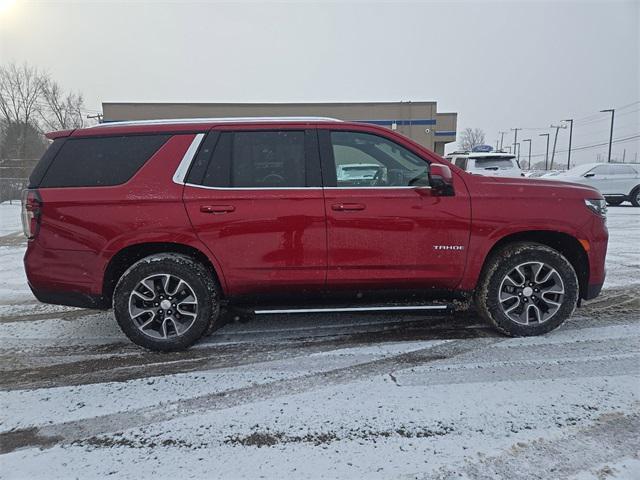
[475,242,578,336]
[605,198,624,206]
[630,187,640,207]
[113,253,221,351]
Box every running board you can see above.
[254,305,450,315]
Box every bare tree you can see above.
[0,63,47,157]
[39,79,85,130]
[458,128,486,151]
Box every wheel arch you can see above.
[103,242,225,306]
[478,230,589,299]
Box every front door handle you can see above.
[200,205,235,214]
[331,203,366,211]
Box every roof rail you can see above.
[91,116,343,128]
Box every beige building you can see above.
[102,101,457,155]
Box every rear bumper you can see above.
[24,241,108,308]
[29,285,109,309]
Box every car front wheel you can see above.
[113,253,220,351]
[475,242,579,336]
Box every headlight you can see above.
[584,199,607,217]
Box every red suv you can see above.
[23,118,608,350]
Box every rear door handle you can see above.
[200,205,235,214]
[331,203,366,211]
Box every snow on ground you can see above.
[0,202,21,237]
[0,205,638,479]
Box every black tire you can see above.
[474,242,578,337]
[605,198,624,206]
[113,253,221,351]
[630,186,640,207]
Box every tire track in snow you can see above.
[0,337,501,454]
[0,320,494,391]
[429,413,640,480]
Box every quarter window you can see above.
[330,131,429,187]
[39,135,170,188]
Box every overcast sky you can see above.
[1,0,638,163]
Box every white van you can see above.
[445,146,524,178]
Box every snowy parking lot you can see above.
[0,202,638,479]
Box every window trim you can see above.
[173,133,205,185]
[318,129,432,189]
[177,128,322,190]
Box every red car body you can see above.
[23,119,607,311]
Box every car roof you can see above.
[45,116,350,139]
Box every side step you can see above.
[254,305,451,315]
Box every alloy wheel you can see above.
[128,274,198,339]
[498,261,565,325]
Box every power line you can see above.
[527,133,640,159]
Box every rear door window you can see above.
[39,135,170,187]
[199,130,315,188]
[609,165,637,175]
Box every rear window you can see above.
[471,156,517,170]
[38,135,170,188]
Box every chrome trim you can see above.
[172,134,205,185]
[181,183,431,191]
[93,116,343,128]
[324,186,432,190]
[254,305,448,314]
[183,183,322,191]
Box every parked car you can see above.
[336,163,385,185]
[445,147,524,178]
[23,118,608,351]
[548,162,640,207]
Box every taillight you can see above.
[21,189,42,240]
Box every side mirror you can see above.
[584,172,595,178]
[429,163,454,196]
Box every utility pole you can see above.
[540,133,550,170]
[499,131,507,150]
[511,128,521,162]
[622,149,626,163]
[549,124,567,170]
[522,139,532,170]
[495,139,499,151]
[514,142,520,164]
[600,109,615,162]
[563,119,573,170]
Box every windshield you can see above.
[471,156,518,170]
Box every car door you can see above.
[183,128,327,296]
[581,165,611,192]
[318,127,471,290]
[606,164,639,195]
